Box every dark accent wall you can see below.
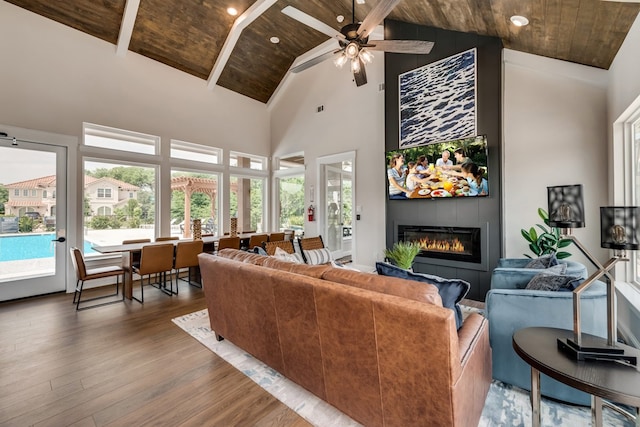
[384,19,503,301]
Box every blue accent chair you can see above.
[486,258,608,406]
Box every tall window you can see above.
[170,170,220,238]
[277,176,304,233]
[230,175,265,233]
[632,117,640,285]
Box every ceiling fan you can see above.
[282,0,434,87]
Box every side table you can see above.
[513,327,640,427]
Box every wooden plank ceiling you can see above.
[6,0,640,104]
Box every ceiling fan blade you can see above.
[353,58,368,87]
[290,50,338,73]
[281,6,345,41]
[357,0,402,39]
[368,40,434,54]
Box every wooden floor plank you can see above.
[0,283,311,427]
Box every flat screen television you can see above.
[385,135,488,200]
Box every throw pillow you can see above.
[525,270,582,292]
[273,247,303,264]
[524,253,559,269]
[303,248,333,265]
[375,262,470,329]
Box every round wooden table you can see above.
[512,327,640,427]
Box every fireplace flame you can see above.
[418,237,466,253]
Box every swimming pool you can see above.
[0,233,96,262]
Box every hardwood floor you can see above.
[0,283,311,427]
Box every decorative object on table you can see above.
[547,184,638,365]
[521,207,572,259]
[192,218,202,240]
[230,217,238,237]
[383,240,421,270]
[399,48,477,148]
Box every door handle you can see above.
[52,237,66,243]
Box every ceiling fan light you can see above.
[345,42,359,59]
[359,48,373,64]
[334,53,348,68]
[351,58,361,73]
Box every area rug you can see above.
[172,309,633,427]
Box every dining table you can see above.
[408,168,470,199]
[91,233,256,300]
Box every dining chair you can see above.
[173,240,204,290]
[156,236,179,242]
[299,235,325,251]
[70,247,125,311]
[131,243,175,302]
[216,236,240,252]
[268,232,285,242]
[122,238,151,266]
[262,240,295,256]
[247,234,268,251]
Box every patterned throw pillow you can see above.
[273,247,303,263]
[302,248,333,265]
[524,253,559,269]
[525,270,582,292]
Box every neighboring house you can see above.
[4,175,139,219]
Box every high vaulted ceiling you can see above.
[6,0,640,104]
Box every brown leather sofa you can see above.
[199,249,491,427]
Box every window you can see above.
[129,192,134,198]
[31,190,37,197]
[52,190,55,199]
[171,170,220,238]
[230,151,267,171]
[83,123,159,155]
[43,190,47,198]
[171,140,222,164]
[23,189,28,196]
[632,117,640,285]
[277,176,304,232]
[14,189,19,196]
[83,160,156,248]
[230,175,265,233]
[97,188,112,198]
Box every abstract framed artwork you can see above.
[399,48,477,148]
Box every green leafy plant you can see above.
[384,241,422,269]
[521,208,572,259]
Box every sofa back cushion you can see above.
[217,248,267,265]
[321,267,443,308]
[262,256,333,278]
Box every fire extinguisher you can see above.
[307,205,315,222]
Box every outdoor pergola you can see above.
[171,176,242,238]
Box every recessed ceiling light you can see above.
[227,7,238,16]
[356,0,365,4]
[270,36,280,44]
[337,15,344,23]
[510,15,529,27]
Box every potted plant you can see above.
[384,241,422,270]
[521,208,572,259]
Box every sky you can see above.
[0,146,56,185]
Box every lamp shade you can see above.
[547,185,585,228]
[600,206,640,251]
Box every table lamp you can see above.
[547,185,638,365]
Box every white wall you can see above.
[502,50,609,269]
[270,57,386,267]
[0,2,270,154]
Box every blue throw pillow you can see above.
[375,262,470,329]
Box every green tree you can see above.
[0,184,8,215]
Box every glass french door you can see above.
[0,138,67,301]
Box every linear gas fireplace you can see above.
[398,225,482,264]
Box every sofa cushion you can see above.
[524,253,559,269]
[321,267,443,308]
[303,248,333,265]
[375,262,469,329]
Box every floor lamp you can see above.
[547,184,638,365]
